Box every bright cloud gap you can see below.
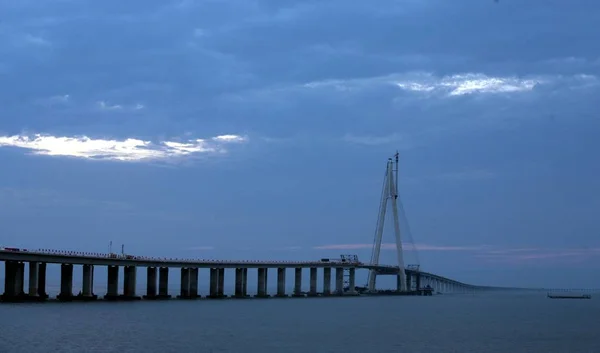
[0,133,248,162]
[302,72,598,96]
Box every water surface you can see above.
[0,292,598,353]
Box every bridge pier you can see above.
[158,267,170,299]
[255,268,269,298]
[16,262,25,297]
[405,272,411,292]
[57,264,73,301]
[234,268,245,298]
[242,268,248,297]
[347,268,356,295]
[80,264,96,300]
[209,268,218,298]
[209,268,225,298]
[189,268,199,298]
[335,267,344,295]
[322,268,331,296]
[143,267,158,299]
[105,265,119,300]
[28,262,38,298]
[122,266,140,300]
[308,267,318,297]
[1,261,18,301]
[293,268,303,297]
[275,268,287,297]
[218,268,225,297]
[178,267,191,299]
[37,262,48,299]
[397,274,403,292]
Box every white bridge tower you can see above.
[367,152,407,292]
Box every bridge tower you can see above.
[367,152,407,292]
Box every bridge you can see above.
[0,153,478,303]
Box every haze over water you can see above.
[1,293,598,353]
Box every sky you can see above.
[1,0,599,290]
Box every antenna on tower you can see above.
[394,150,399,199]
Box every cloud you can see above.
[95,101,145,111]
[0,133,248,162]
[278,246,302,251]
[97,101,123,110]
[433,170,496,181]
[342,133,408,147]
[193,28,207,38]
[22,34,52,47]
[219,71,551,104]
[301,72,546,97]
[212,134,246,143]
[0,187,195,221]
[0,187,132,211]
[476,248,600,264]
[186,246,215,251]
[34,94,70,107]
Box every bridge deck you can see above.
[0,249,472,287]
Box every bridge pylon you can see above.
[367,152,407,292]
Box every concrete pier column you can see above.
[144,267,157,299]
[308,267,318,296]
[189,268,199,298]
[242,268,248,297]
[256,268,268,298]
[2,261,18,300]
[293,268,303,297]
[235,268,244,298]
[416,273,421,291]
[28,262,39,297]
[123,266,138,299]
[209,268,219,298]
[322,268,331,296]
[335,267,344,295]
[82,264,95,298]
[105,265,119,299]
[217,268,225,297]
[37,262,48,298]
[158,267,170,298]
[179,268,190,298]
[276,268,286,297]
[404,272,412,292]
[58,264,73,301]
[348,268,356,294]
[16,262,25,296]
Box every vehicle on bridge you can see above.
[320,255,362,265]
[1,247,25,252]
[406,264,420,271]
[108,253,136,260]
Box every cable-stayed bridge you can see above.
[0,153,480,302]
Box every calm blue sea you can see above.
[0,292,598,353]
